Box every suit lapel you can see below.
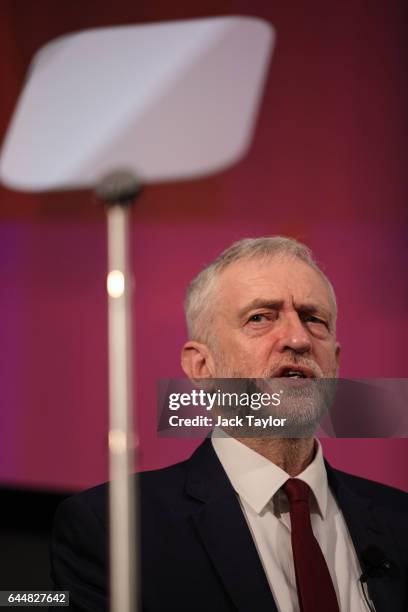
[185,439,278,612]
[326,463,406,612]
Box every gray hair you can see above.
[184,236,337,343]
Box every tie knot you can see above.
[283,478,310,504]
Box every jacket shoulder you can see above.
[330,467,408,513]
[56,456,192,522]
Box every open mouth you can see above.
[281,370,306,378]
[276,366,315,379]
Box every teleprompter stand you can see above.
[97,171,142,612]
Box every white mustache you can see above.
[265,358,324,379]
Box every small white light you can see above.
[108,429,128,454]
[107,270,125,298]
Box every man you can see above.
[51,237,408,611]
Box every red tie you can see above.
[283,478,340,612]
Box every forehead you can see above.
[216,256,333,313]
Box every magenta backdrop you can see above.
[0,1,407,492]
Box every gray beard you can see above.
[211,357,337,438]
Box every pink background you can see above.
[0,1,407,492]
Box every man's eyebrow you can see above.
[296,302,331,319]
[237,299,333,323]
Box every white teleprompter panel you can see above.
[0,16,275,191]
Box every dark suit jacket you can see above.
[51,439,408,611]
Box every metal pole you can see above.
[106,202,136,612]
[98,170,141,612]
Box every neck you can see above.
[235,437,315,476]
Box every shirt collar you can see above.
[211,430,328,519]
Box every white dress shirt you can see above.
[212,432,371,611]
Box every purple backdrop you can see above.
[0,0,407,491]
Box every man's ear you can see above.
[335,341,341,373]
[181,341,215,379]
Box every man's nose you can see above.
[275,313,312,355]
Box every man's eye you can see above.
[248,313,268,323]
[301,314,326,326]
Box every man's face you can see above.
[209,256,340,380]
